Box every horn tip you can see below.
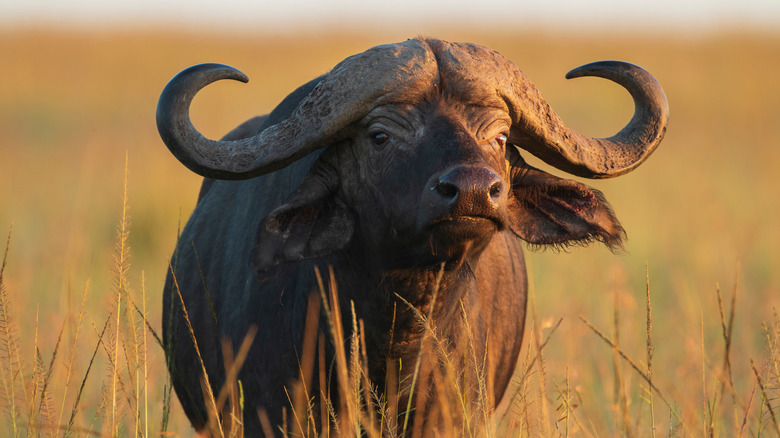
[565,60,638,80]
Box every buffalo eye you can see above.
[370,131,390,149]
[495,134,508,147]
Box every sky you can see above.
[2,0,779,33]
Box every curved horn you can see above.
[157,40,438,180]
[508,61,669,179]
[157,63,257,179]
[423,40,667,179]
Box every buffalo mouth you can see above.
[427,215,502,239]
[421,215,503,266]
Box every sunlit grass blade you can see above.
[167,261,223,436]
[58,277,90,432]
[750,358,780,435]
[0,225,23,438]
[645,264,655,437]
[67,312,111,436]
[578,314,684,431]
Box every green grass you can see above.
[0,27,778,436]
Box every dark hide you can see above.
[163,62,625,437]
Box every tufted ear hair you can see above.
[506,147,626,251]
[253,152,355,271]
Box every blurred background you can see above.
[1,1,779,435]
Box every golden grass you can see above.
[0,27,779,436]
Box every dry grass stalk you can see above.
[759,310,780,435]
[167,262,223,436]
[290,292,321,437]
[128,295,163,350]
[30,310,46,436]
[390,263,500,438]
[257,407,275,437]
[0,225,24,437]
[738,384,757,436]
[763,311,780,390]
[283,385,305,437]
[578,314,683,428]
[528,283,550,437]
[160,376,173,435]
[318,333,330,437]
[68,311,111,435]
[29,308,40,435]
[159,256,778,438]
[33,307,64,436]
[555,364,598,438]
[553,365,570,437]
[612,280,633,438]
[749,358,780,435]
[31,422,106,436]
[714,273,739,434]
[696,277,749,436]
[430,365,455,436]
[94,154,153,436]
[295,261,512,437]
[358,319,379,437]
[108,153,132,436]
[126,279,143,437]
[460,299,493,437]
[348,303,365,435]
[57,278,90,432]
[397,264,444,438]
[383,335,399,436]
[767,309,780,385]
[141,272,149,438]
[700,311,710,436]
[314,265,358,436]
[644,264,655,437]
[500,315,563,433]
[514,348,532,434]
[218,325,257,437]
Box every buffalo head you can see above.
[157,39,666,271]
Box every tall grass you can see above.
[155,252,780,436]
[0,154,777,437]
[0,157,162,436]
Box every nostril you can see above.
[434,181,459,199]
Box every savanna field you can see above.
[0,27,779,436]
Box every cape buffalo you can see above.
[156,38,668,436]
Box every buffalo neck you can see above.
[328,240,483,381]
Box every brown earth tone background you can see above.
[0,28,778,435]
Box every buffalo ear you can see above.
[253,158,354,271]
[507,153,625,251]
